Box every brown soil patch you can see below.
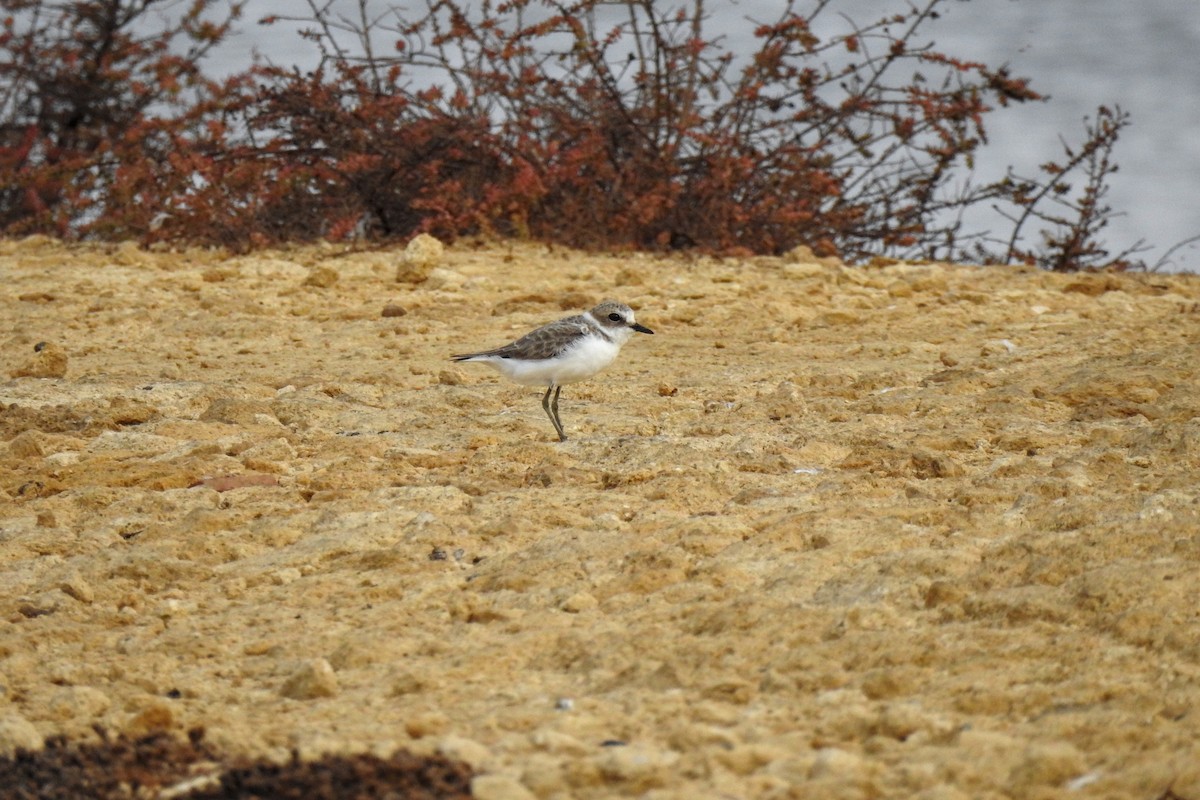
[2,236,1200,798]
[0,728,472,799]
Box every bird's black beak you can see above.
[631,322,654,335]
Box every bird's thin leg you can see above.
[551,385,566,441]
[542,384,566,441]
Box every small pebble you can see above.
[404,710,450,738]
[18,592,62,618]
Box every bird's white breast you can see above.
[483,332,621,387]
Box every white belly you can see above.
[483,335,620,386]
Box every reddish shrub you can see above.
[0,0,1154,269]
[0,0,246,238]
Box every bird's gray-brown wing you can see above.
[452,315,591,361]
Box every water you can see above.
[218,0,1200,271]
[916,0,1200,271]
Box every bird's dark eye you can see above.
[608,312,622,322]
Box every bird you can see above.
[451,300,654,441]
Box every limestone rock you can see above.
[471,774,537,800]
[11,341,67,378]
[397,233,444,282]
[596,745,679,792]
[1009,741,1087,789]
[303,265,339,288]
[47,686,112,722]
[59,572,95,604]
[438,734,496,771]
[280,658,340,700]
[0,713,43,757]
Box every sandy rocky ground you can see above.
[1,234,1199,799]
